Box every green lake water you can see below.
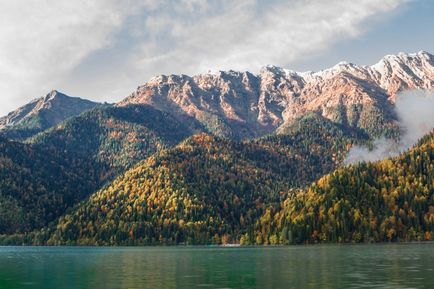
[0,243,433,288]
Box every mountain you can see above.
[0,51,433,245]
[0,104,198,236]
[254,131,434,245]
[36,128,433,246]
[119,51,434,139]
[30,104,199,177]
[28,115,365,245]
[3,52,430,141]
[0,90,100,140]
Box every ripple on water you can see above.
[0,244,432,289]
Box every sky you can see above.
[0,0,433,116]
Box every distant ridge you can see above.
[2,52,433,141]
[0,90,100,140]
[119,51,434,139]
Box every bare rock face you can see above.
[121,51,434,139]
[0,90,100,140]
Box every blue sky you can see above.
[0,0,433,115]
[291,0,434,71]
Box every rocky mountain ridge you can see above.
[119,51,434,138]
[1,52,432,141]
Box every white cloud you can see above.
[344,90,434,165]
[134,0,406,73]
[0,0,153,113]
[0,0,406,115]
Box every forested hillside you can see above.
[30,104,197,172]
[254,132,434,245]
[1,106,432,246]
[0,137,100,233]
[27,116,363,245]
[0,105,197,235]
[22,129,433,246]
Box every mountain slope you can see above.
[7,127,432,245]
[255,132,434,245]
[119,51,433,139]
[0,136,100,233]
[0,90,100,140]
[30,104,199,175]
[34,116,364,245]
[0,104,198,235]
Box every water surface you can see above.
[0,243,433,289]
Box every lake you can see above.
[0,243,433,289]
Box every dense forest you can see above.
[33,129,432,246]
[30,104,198,171]
[13,115,366,245]
[0,136,99,233]
[254,132,434,244]
[0,105,432,246]
[0,105,197,235]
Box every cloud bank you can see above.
[344,90,434,165]
[0,0,406,115]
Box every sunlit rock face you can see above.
[120,51,434,139]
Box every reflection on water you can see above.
[0,243,433,289]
